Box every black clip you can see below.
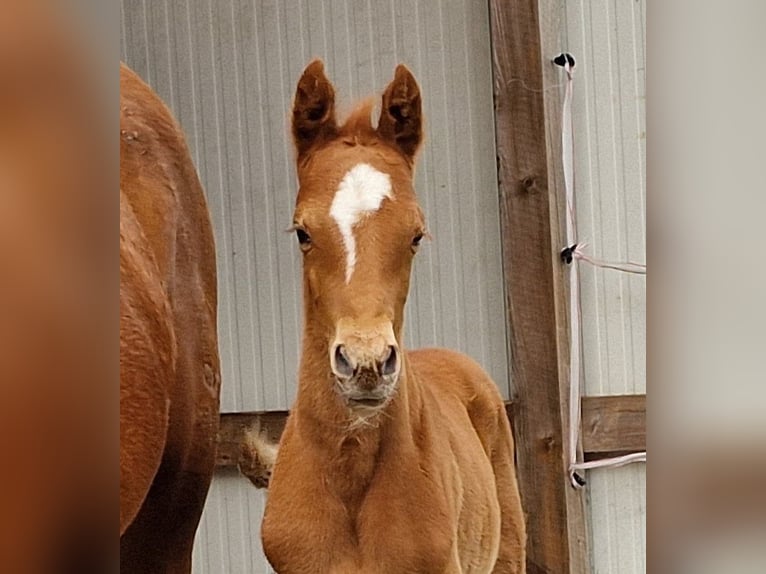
[560,244,578,264]
[572,472,587,487]
[553,53,576,68]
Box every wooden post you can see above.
[488,1,589,572]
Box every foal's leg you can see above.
[490,404,527,574]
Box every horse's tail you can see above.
[239,424,279,489]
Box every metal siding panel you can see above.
[121,0,147,79]
[586,465,646,574]
[239,0,282,411]
[193,473,273,573]
[563,0,646,572]
[254,0,304,411]
[469,0,510,395]
[567,0,646,398]
[199,0,243,412]
[120,1,128,62]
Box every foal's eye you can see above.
[411,233,424,250]
[296,228,311,248]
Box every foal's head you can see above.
[290,60,426,412]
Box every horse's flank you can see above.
[260,60,526,574]
[119,63,221,574]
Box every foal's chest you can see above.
[353,497,454,573]
[265,485,455,574]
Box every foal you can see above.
[261,60,526,574]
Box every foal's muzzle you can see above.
[329,320,401,409]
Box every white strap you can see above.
[559,58,647,488]
[573,243,646,274]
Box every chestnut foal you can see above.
[261,61,526,574]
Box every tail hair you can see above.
[239,423,279,489]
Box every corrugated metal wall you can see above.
[120,0,508,414]
[121,1,505,571]
[563,0,646,572]
[191,470,269,573]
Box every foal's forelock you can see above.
[330,163,393,283]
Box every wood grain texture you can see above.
[581,395,646,457]
[489,0,589,572]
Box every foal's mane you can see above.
[337,98,379,145]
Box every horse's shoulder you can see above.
[407,348,504,415]
[408,347,498,389]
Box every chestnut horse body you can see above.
[120,63,221,573]
[261,61,526,573]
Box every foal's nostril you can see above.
[379,345,399,377]
[332,344,356,378]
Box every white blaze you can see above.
[330,163,392,283]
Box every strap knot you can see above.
[560,244,578,264]
[553,53,576,68]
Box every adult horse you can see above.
[260,60,526,573]
[120,63,221,573]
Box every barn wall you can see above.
[120,0,509,415]
[121,0,506,572]
[561,0,647,572]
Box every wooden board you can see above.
[581,395,646,458]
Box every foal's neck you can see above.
[294,324,419,498]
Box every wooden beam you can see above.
[581,395,646,458]
[215,394,646,468]
[488,1,589,572]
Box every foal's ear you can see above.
[377,64,422,161]
[292,59,337,158]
